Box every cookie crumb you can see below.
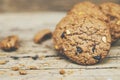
[59,69,65,75]
[28,66,37,70]
[43,62,49,66]
[102,36,107,43]
[34,29,52,43]
[0,60,8,65]
[11,66,19,71]
[0,35,19,51]
[19,69,27,75]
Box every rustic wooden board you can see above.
[0,12,120,80]
[0,0,119,12]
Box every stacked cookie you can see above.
[53,1,120,65]
[100,2,120,42]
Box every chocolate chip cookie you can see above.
[100,2,120,42]
[68,1,107,21]
[53,14,111,65]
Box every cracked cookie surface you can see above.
[68,1,120,42]
[53,14,111,65]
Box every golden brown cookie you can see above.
[53,14,111,65]
[68,1,108,21]
[100,2,120,42]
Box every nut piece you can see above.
[0,35,19,51]
[19,69,27,75]
[34,29,52,43]
[66,30,71,34]
[28,66,37,70]
[116,20,120,25]
[0,60,8,65]
[59,69,65,75]
[78,12,85,15]
[102,36,107,43]
[54,45,59,50]
[11,66,19,71]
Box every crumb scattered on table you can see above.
[34,29,52,43]
[59,69,65,75]
[0,60,8,65]
[0,35,19,52]
[19,69,27,75]
[11,66,19,71]
[28,66,38,70]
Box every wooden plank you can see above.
[0,39,119,69]
[0,12,119,80]
[0,69,119,80]
[0,0,119,12]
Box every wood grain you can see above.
[0,12,119,80]
[0,0,119,12]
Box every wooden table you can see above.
[0,12,120,80]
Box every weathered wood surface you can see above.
[0,0,119,12]
[0,12,120,80]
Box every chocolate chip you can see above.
[93,56,101,60]
[110,16,116,21]
[76,46,83,53]
[92,44,96,53]
[38,33,52,43]
[107,14,116,21]
[61,32,65,38]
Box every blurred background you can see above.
[0,0,119,12]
